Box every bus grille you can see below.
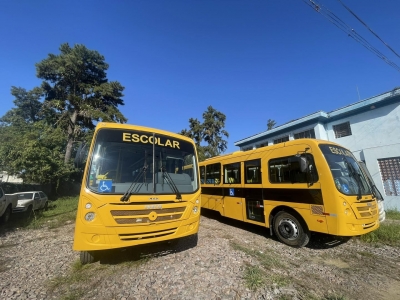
[118,228,178,241]
[110,207,186,224]
[353,201,377,218]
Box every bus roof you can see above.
[200,139,349,164]
[94,122,196,145]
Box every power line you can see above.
[337,0,400,59]
[301,0,400,72]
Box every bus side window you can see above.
[200,166,205,184]
[206,163,221,185]
[269,154,318,183]
[223,162,241,184]
[245,159,261,184]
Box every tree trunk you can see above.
[64,110,78,164]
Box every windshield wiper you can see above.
[161,167,182,200]
[121,154,149,202]
[343,158,362,200]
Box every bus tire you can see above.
[80,251,96,265]
[273,211,310,247]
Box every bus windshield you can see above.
[87,128,198,196]
[319,144,372,197]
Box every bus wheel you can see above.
[80,251,96,265]
[273,211,310,247]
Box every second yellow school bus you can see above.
[73,122,201,264]
[199,139,380,247]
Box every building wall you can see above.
[236,100,400,210]
[326,102,400,210]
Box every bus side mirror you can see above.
[299,156,308,173]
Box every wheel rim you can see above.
[278,218,299,240]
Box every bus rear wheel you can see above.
[273,211,310,247]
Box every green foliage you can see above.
[360,222,400,246]
[0,120,75,184]
[267,119,276,130]
[7,196,78,230]
[36,43,127,163]
[180,106,229,161]
[0,43,126,187]
[0,86,43,124]
[243,264,265,290]
[386,208,400,220]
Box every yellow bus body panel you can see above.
[199,139,379,239]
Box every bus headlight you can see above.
[85,212,96,221]
[85,203,92,209]
[344,208,350,215]
[195,199,199,204]
[193,206,199,214]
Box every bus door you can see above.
[222,162,244,221]
[243,159,265,223]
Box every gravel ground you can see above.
[1,210,400,300]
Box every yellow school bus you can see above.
[73,122,201,263]
[199,139,379,247]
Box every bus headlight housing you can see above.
[85,212,96,221]
[193,206,199,214]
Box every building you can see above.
[0,171,23,183]
[235,88,400,210]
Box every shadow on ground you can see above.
[200,208,352,250]
[95,233,199,265]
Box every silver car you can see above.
[13,191,49,214]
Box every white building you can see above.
[0,171,23,183]
[235,88,400,210]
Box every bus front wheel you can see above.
[273,211,310,247]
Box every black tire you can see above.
[0,206,12,224]
[80,251,96,265]
[43,201,49,211]
[25,206,33,219]
[273,211,310,247]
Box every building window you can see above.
[273,136,289,144]
[256,143,267,148]
[242,146,253,151]
[333,122,352,138]
[378,157,400,196]
[294,129,316,139]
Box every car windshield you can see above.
[17,193,34,200]
[319,144,372,197]
[86,128,199,196]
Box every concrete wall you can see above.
[326,102,400,210]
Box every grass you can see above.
[386,208,400,220]
[7,196,79,230]
[359,208,400,246]
[243,264,265,290]
[360,222,400,246]
[230,241,284,269]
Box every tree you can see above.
[0,120,75,185]
[267,119,276,130]
[35,43,127,164]
[180,106,229,161]
[0,86,43,125]
[202,106,229,157]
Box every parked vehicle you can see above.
[0,187,18,224]
[13,191,49,214]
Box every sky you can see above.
[1,0,400,153]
